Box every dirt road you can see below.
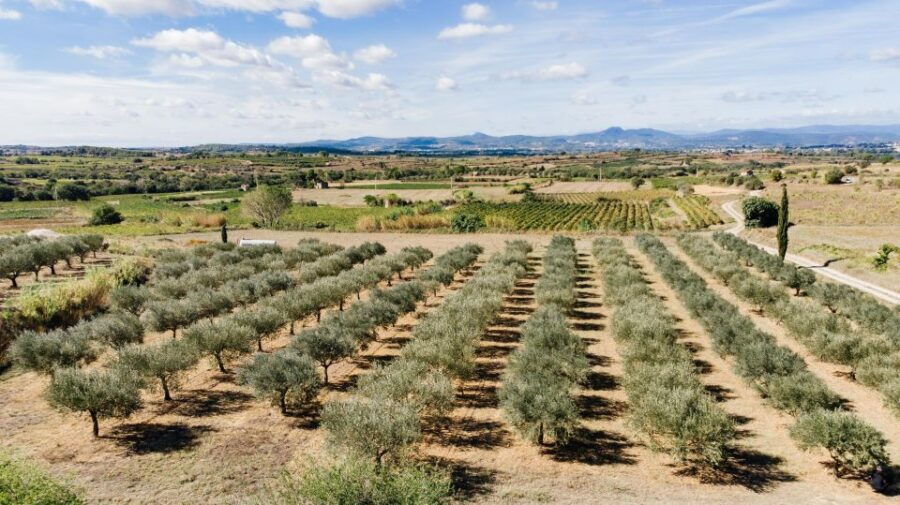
[721,198,900,305]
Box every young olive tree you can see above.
[322,397,421,468]
[0,248,31,288]
[231,306,286,352]
[10,330,97,376]
[109,285,151,316]
[499,369,579,446]
[239,350,320,414]
[292,326,356,384]
[114,340,199,401]
[72,312,144,349]
[46,367,142,437]
[141,300,192,338]
[790,410,889,478]
[183,320,254,373]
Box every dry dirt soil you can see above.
[1,233,896,504]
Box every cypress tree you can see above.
[777,184,789,260]
[221,224,228,244]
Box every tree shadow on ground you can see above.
[285,400,322,430]
[674,448,796,493]
[581,369,620,391]
[483,328,521,343]
[164,389,254,417]
[704,384,736,402]
[424,456,499,501]
[542,426,637,466]
[441,418,512,449]
[476,343,516,359]
[577,394,628,421]
[110,422,214,454]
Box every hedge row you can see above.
[534,236,578,311]
[637,234,888,477]
[321,241,531,467]
[687,234,900,416]
[594,237,734,469]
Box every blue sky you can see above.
[0,0,898,146]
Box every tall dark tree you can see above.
[777,184,789,260]
[221,224,228,244]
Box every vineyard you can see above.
[1,232,898,504]
[672,196,725,228]
[460,201,656,232]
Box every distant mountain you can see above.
[287,125,900,153]
[4,124,900,154]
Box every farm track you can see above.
[665,239,900,464]
[721,198,900,305]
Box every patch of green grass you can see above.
[344,183,452,190]
[0,208,63,220]
[276,205,394,231]
[0,450,84,505]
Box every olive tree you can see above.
[322,397,421,468]
[10,330,97,376]
[238,350,319,414]
[231,306,286,352]
[780,266,816,296]
[72,312,144,349]
[790,410,888,477]
[499,370,579,446]
[114,340,199,401]
[46,367,142,437]
[0,249,31,288]
[109,285,151,316]
[292,326,356,384]
[141,300,192,338]
[356,360,454,419]
[183,320,254,373]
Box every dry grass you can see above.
[762,182,900,226]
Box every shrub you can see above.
[322,397,421,467]
[88,205,123,226]
[53,183,90,202]
[113,340,198,401]
[10,330,97,376]
[790,410,889,477]
[46,367,142,437]
[451,213,484,233]
[265,457,451,505]
[242,185,293,228]
[239,350,319,414]
[823,167,844,184]
[0,450,84,505]
[741,197,778,228]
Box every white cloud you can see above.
[570,90,596,105]
[314,0,400,18]
[32,0,396,17]
[435,76,457,91]
[462,3,489,21]
[530,1,557,11]
[354,44,395,64]
[278,10,315,28]
[870,47,900,62]
[538,62,586,79]
[66,45,132,59]
[315,69,391,90]
[438,23,512,39]
[0,7,22,19]
[268,34,352,70]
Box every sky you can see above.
[0,0,898,146]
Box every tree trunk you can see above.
[8,276,17,289]
[34,270,40,281]
[316,309,321,323]
[49,263,57,275]
[279,391,288,414]
[90,410,99,438]
[290,321,295,335]
[215,354,227,373]
[161,377,172,401]
[323,364,330,385]
[171,328,178,339]
[258,339,264,352]
[356,290,361,301]
[339,299,344,311]
[538,423,544,446]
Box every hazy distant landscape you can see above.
[2,1,900,504]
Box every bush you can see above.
[450,213,483,233]
[741,197,778,228]
[242,185,293,228]
[265,457,451,505]
[790,410,889,477]
[46,367,142,437]
[0,450,84,505]
[53,183,90,202]
[88,204,123,226]
[823,167,844,184]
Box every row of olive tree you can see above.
[321,241,531,469]
[594,237,735,469]
[501,236,585,446]
[684,234,899,417]
[637,234,889,478]
[0,234,105,288]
